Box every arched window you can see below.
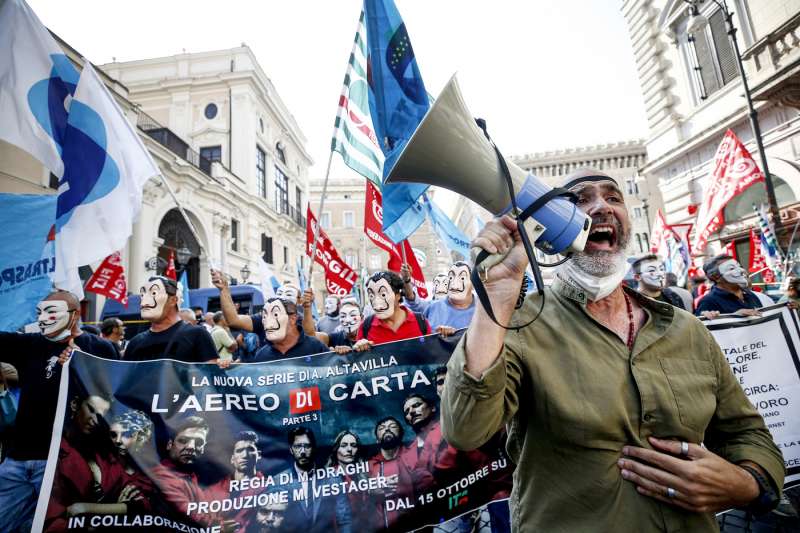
[635,233,643,253]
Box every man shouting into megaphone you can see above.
[440,169,783,532]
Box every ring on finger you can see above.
[666,487,677,499]
[680,441,689,457]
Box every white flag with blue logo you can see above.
[0,0,80,177]
[53,63,159,297]
[259,257,280,298]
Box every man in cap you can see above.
[441,169,783,532]
[0,290,117,532]
[695,255,763,319]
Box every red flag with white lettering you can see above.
[84,252,128,306]
[724,240,738,261]
[693,129,765,251]
[748,228,775,283]
[365,182,428,299]
[306,206,358,297]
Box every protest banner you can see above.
[705,304,800,488]
[34,332,512,532]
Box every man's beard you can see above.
[379,433,401,450]
[571,249,626,277]
[572,219,631,277]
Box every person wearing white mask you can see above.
[316,295,341,335]
[0,291,117,532]
[695,255,763,319]
[631,255,685,310]
[440,169,783,532]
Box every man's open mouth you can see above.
[586,223,618,249]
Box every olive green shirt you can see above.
[441,278,784,533]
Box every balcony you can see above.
[136,111,214,177]
[276,202,306,229]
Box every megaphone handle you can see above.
[470,219,545,331]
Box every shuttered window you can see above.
[709,10,739,84]
[687,8,740,100]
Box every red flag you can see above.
[364,181,397,254]
[748,229,775,283]
[387,240,428,299]
[723,240,738,261]
[365,182,428,298]
[306,206,358,297]
[84,252,129,306]
[693,129,765,251]
[649,210,669,253]
[165,250,177,280]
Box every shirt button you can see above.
[643,414,653,422]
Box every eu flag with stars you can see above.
[364,0,430,243]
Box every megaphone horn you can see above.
[386,75,590,269]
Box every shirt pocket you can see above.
[658,358,718,433]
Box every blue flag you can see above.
[364,0,430,243]
[0,194,58,331]
[423,195,471,260]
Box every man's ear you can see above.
[166,439,173,451]
[69,398,79,414]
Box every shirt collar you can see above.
[552,276,675,320]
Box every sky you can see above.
[28,0,649,210]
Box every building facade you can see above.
[622,0,800,276]
[0,41,312,319]
[451,140,660,258]
[308,178,450,306]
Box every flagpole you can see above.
[308,150,335,282]
[309,12,365,284]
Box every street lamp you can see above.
[176,246,192,266]
[682,0,783,236]
[240,264,251,283]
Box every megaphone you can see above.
[386,75,590,274]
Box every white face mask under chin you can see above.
[45,328,72,342]
[556,255,628,302]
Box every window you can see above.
[687,9,738,100]
[642,232,649,248]
[261,234,273,264]
[345,252,357,268]
[343,211,355,228]
[204,103,218,120]
[256,146,266,198]
[625,179,639,195]
[275,142,286,164]
[231,219,240,252]
[274,166,289,214]
[200,145,222,162]
[370,254,381,269]
[295,186,302,218]
[283,246,289,265]
[633,207,643,219]
[320,212,331,229]
[200,145,221,174]
[635,234,643,253]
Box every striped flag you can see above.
[331,10,384,186]
[754,204,783,281]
